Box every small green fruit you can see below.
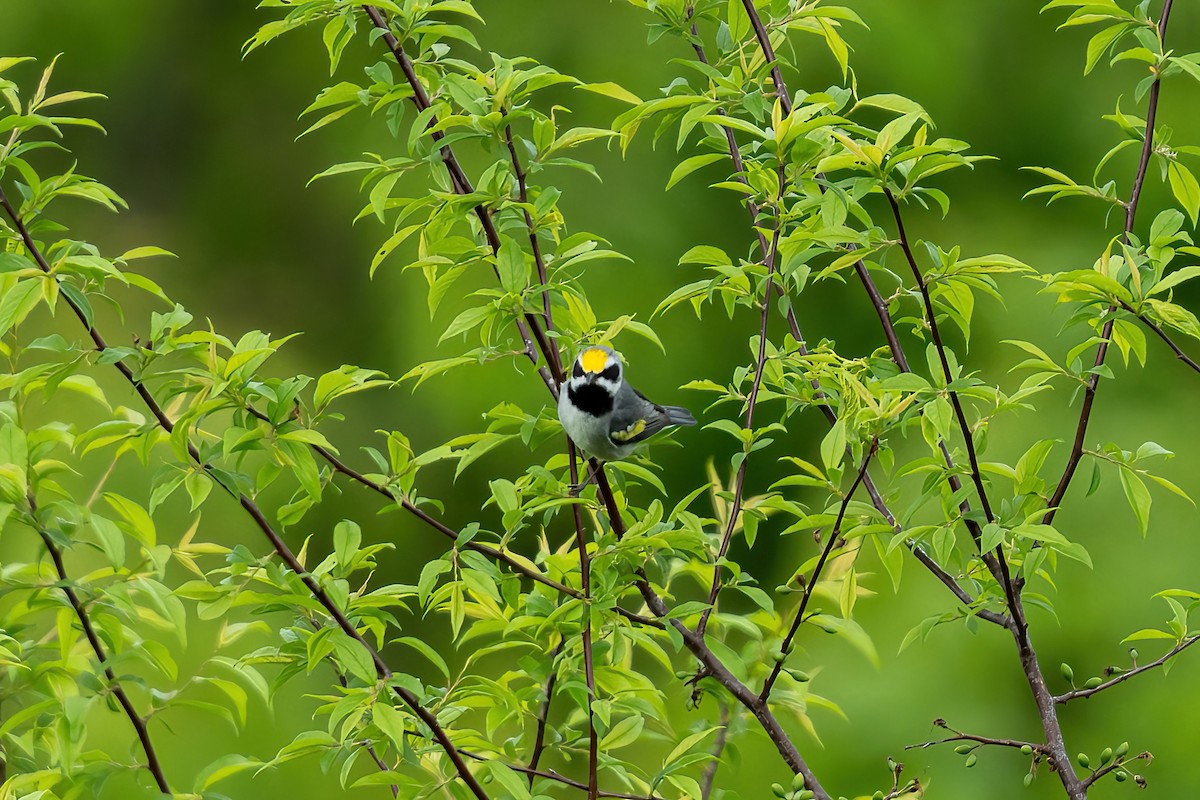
[1020,744,1033,756]
[1077,753,1090,768]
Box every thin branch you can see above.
[1080,752,1151,791]
[0,186,491,800]
[460,750,661,800]
[361,5,554,381]
[1055,634,1200,704]
[684,19,1008,632]
[739,0,791,114]
[904,723,1050,757]
[759,439,876,702]
[26,497,172,794]
[697,206,783,637]
[882,187,1021,627]
[1117,298,1200,374]
[568,440,599,800]
[699,703,730,800]
[527,640,567,785]
[1044,0,1175,528]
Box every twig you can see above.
[0,186,491,800]
[699,702,730,800]
[568,440,599,800]
[905,720,1050,757]
[527,640,567,784]
[1055,634,1200,704]
[460,750,662,800]
[697,203,783,637]
[1117,298,1200,374]
[759,439,876,701]
[1080,752,1151,790]
[26,496,172,794]
[1044,0,1175,528]
[882,187,1021,627]
[683,18,1009,631]
[361,5,563,383]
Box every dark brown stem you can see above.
[0,186,491,800]
[361,4,553,379]
[329,664,399,798]
[759,439,876,701]
[699,702,730,800]
[527,640,567,784]
[568,440,599,800]
[1055,634,1200,704]
[460,750,661,800]
[882,187,1021,627]
[697,188,784,637]
[1080,753,1151,791]
[905,725,1050,757]
[739,0,791,114]
[1119,299,1200,374]
[1044,0,1174,528]
[504,122,563,379]
[27,497,172,794]
[684,25,1008,631]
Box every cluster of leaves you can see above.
[2,1,1200,800]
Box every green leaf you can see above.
[666,153,727,190]
[820,420,847,470]
[1118,467,1152,535]
[1167,161,1200,225]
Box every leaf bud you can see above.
[1060,662,1074,683]
[1077,753,1090,768]
[954,744,973,755]
[1024,773,1034,787]
[964,753,977,768]
[1115,741,1130,758]
[1084,677,1103,689]
[791,773,806,791]
[1100,747,1113,766]
[1021,745,1033,756]
[772,783,787,798]
[787,669,811,682]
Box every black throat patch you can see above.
[568,383,613,417]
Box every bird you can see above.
[557,344,696,463]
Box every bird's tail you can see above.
[663,405,697,426]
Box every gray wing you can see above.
[606,384,676,446]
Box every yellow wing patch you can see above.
[580,347,609,374]
[611,419,647,442]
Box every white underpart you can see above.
[558,375,635,461]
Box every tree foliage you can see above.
[1,2,1199,800]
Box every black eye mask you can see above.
[600,364,620,382]
[572,361,585,379]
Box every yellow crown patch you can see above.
[580,347,609,374]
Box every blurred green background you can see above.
[3,1,1200,798]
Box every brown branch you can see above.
[1055,634,1200,704]
[361,4,553,381]
[0,186,491,800]
[904,721,1050,757]
[715,3,1009,628]
[1080,752,1151,791]
[1117,298,1200,374]
[527,639,567,784]
[882,187,1021,626]
[26,497,172,794]
[568,440,599,800]
[697,205,783,637]
[460,750,661,800]
[699,702,730,800]
[1044,0,1175,528]
[759,439,876,702]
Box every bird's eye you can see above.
[572,361,585,379]
[600,364,620,382]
